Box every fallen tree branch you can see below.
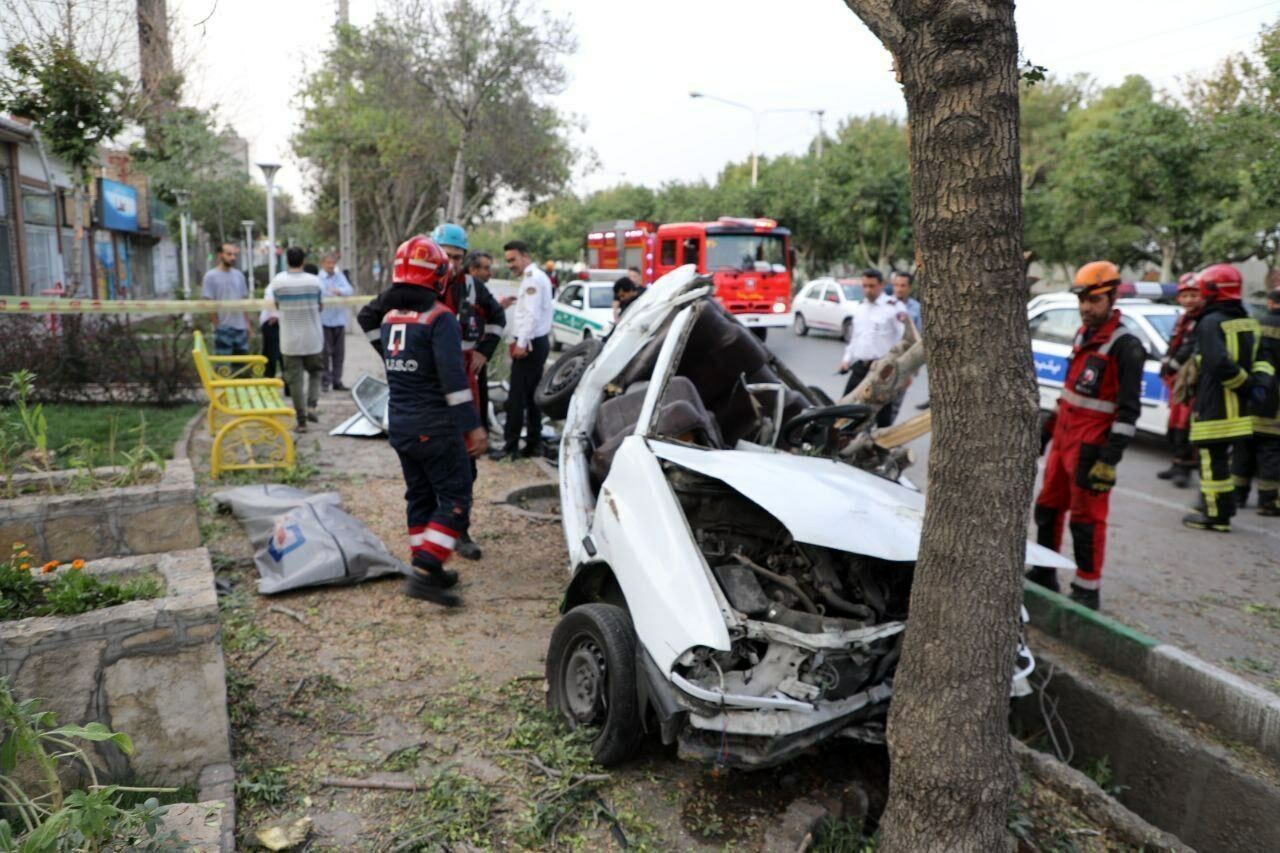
[491,749,610,783]
[246,640,278,670]
[268,605,308,625]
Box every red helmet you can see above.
[1197,263,1242,302]
[392,236,450,292]
[1176,272,1199,294]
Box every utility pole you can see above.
[336,0,357,287]
[815,110,825,160]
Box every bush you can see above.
[0,314,198,405]
[0,545,162,621]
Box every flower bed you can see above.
[0,458,200,562]
[1,544,162,620]
[0,548,232,786]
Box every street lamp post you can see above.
[173,189,191,300]
[257,162,281,277]
[240,220,255,289]
[689,94,827,185]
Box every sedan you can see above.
[791,277,863,341]
[1029,294,1180,436]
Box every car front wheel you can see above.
[546,603,642,766]
[793,313,808,336]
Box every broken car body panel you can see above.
[555,265,1065,767]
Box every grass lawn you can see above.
[42,404,201,467]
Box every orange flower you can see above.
[71,559,86,571]
[18,550,30,558]
[40,561,58,574]
[16,563,30,572]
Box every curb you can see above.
[1024,581,1280,765]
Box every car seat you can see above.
[589,377,723,486]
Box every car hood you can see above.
[651,441,1074,569]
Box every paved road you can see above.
[767,324,1280,692]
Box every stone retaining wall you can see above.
[0,549,232,786]
[0,459,199,562]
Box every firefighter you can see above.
[1248,285,1280,516]
[430,223,508,560]
[1026,261,1146,610]
[378,236,487,605]
[1182,264,1270,532]
[1157,273,1203,488]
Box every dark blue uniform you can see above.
[381,298,480,570]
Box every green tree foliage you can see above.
[294,2,578,287]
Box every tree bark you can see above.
[136,0,177,140]
[842,2,1034,850]
[445,125,469,223]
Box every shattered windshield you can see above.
[705,233,787,272]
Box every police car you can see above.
[551,281,616,350]
[1029,294,1180,435]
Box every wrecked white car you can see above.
[546,267,1072,769]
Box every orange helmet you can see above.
[392,236,450,292]
[1197,263,1242,302]
[1176,272,1199,294]
[1071,261,1122,297]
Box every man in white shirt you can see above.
[318,253,354,391]
[273,247,325,432]
[838,268,907,428]
[493,240,553,460]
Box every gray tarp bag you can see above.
[212,485,408,594]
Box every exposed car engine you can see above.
[666,465,911,707]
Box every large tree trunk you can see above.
[842,2,1034,850]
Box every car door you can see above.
[794,282,823,327]
[553,284,584,347]
[1118,313,1170,435]
[1028,306,1081,412]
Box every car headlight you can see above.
[772,302,787,313]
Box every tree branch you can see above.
[842,0,905,54]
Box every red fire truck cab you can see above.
[585,217,794,339]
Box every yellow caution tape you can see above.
[0,295,376,314]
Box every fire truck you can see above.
[585,217,794,339]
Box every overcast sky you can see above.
[172,0,1280,210]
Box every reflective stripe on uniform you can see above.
[365,327,381,341]
[461,340,476,351]
[1110,422,1136,437]
[1071,577,1101,590]
[445,389,473,406]
[1059,388,1118,414]
[1257,416,1280,436]
[1097,327,1135,356]
[1223,369,1249,390]
[1190,417,1255,442]
[484,323,505,336]
[1256,361,1276,375]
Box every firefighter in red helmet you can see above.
[1183,263,1272,531]
[1026,261,1146,610]
[378,236,487,605]
[1156,273,1203,488]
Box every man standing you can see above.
[273,247,325,433]
[202,242,253,355]
[494,240,553,460]
[1026,261,1145,610]
[1156,274,1202,488]
[380,235,486,606]
[1252,285,1280,517]
[890,270,922,332]
[431,224,507,560]
[1183,264,1266,532]
[837,269,906,428]
[318,253,353,392]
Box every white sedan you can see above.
[1029,294,1179,436]
[551,281,616,350]
[791,277,864,341]
[546,265,1071,769]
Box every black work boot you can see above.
[1024,566,1061,593]
[410,555,458,589]
[1156,464,1179,481]
[1183,492,1234,532]
[1068,583,1100,611]
[455,533,482,561]
[1170,465,1191,489]
[1234,486,1251,508]
[405,567,462,607]
[1257,491,1280,517]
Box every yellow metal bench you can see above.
[191,330,296,477]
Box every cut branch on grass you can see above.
[246,639,277,670]
[317,776,418,792]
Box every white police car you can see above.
[551,281,617,350]
[1028,294,1180,435]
